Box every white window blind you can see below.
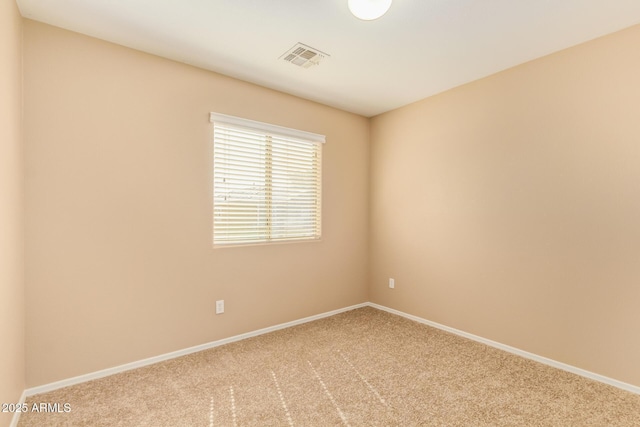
[211,113,324,246]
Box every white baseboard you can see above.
[25,303,368,397]
[23,301,639,398]
[368,302,640,395]
[9,390,27,427]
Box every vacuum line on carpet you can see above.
[229,386,237,427]
[270,370,295,427]
[209,396,215,427]
[307,360,351,427]
[338,350,387,406]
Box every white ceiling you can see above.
[16,0,640,117]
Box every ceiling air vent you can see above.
[280,43,329,69]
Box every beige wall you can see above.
[370,24,640,387]
[23,20,369,387]
[0,0,24,425]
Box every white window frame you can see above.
[210,113,325,247]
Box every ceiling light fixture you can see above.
[348,0,393,20]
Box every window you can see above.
[211,113,324,246]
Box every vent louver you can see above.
[280,43,329,69]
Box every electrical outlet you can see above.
[216,300,224,314]
[389,278,395,289]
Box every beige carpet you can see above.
[20,307,640,426]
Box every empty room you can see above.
[2,0,640,425]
